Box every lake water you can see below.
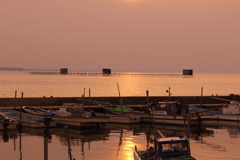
[0,71,240,160]
[0,71,240,97]
[1,123,240,160]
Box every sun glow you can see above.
[122,0,140,3]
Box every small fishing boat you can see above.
[189,105,223,114]
[18,104,109,129]
[134,135,196,160]
[101,102,201,126]
[140,102,201,126]
[0,110,56,128]
[101,104,134,115]
[51,103,109,129]
[96,105,141,124]
[195,100,240,124]
[97,83,143,124]
[22,106,55,116]
[54,103,84,117]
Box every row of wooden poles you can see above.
[12,90,75,160]
[27,71,186,77]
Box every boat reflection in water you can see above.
[54,127,111,144]
[0,122,240,160]
[19,127,111,160]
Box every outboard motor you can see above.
[91,110,97,117]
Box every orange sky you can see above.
[1,0,240,73]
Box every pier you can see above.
[27,71,189,77]
[0,95,239,108]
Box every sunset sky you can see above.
[1,0,240,73]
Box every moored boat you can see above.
[0,110,56,128]
[88,105,141,124]
[51,103,109,129]
[134,136,196,160]
[101,102,201,126]
[22,106,55,116]
[140,102,201,126]
[194,100,240,124]
[85,110,141,124]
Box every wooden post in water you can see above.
[44,132,48,160]
[82,94,84,105]
[19,92,23,129]
[14,90,17,110]
[19,130,22,160]
[166,87,171,102]
[168,87,171,102]
[117,82,123,114]
[66,128,73,160]
[187,114,191,138]
[146,90,149,113]
[200,87,203,108]
[82,95,85,116]
[89,88,91,111]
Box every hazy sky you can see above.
[1,0,240,73]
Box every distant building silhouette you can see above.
[183,69,193,76]
[60,68,68,74]
[102,68,111,75]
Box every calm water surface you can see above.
[1,71,240,160]
[1,123,240,160]
[0,71,240,97]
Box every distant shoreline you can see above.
[0,67,26,71]
[0,67,59,72]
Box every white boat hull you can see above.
[201,113,240,126]
[108,116,140,124]
[141,115,200,126]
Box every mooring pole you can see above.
[89,88,91,111]
[19,130,22,160]
[43,113,52,160]
[14,90,17,110]
[146,90,149,113]
[117,82,123,114]
[187,114,191,138]
[44,131,48,160]
[66,128,73,160]
[19,92,23,130]
[82,94,84,106]
[168,87,171,102]
[200,87,203,108]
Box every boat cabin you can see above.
[157,136,191,159]
[55,103,85,117]
[134,136,194,160]
[150,102,189,116]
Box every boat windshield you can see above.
[155,104,168,110]
[161,142,188,152]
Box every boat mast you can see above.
[117,82,123,114]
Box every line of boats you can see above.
[1,99,240,132]
[1,100,239,160]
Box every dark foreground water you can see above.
[1,123,240,160]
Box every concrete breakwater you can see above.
[0,94,239,108]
